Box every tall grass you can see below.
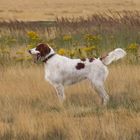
[0,64,139,140]
[0,10,139,49]
[0,11,139,66]
[0,10,140,140]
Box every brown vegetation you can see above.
[0,0,140,21]
[0,63,140,139]
[0,1,139,139]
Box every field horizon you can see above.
[0,0,140,21]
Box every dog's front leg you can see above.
[54,84,65,102]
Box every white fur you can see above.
[102,48,126,65]
[29,47,126,105]
[29,48,40,54]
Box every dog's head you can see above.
[28,43,54,62]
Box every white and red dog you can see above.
[29,44,126,105]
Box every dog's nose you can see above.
[28,50,31,54]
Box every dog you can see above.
[28,43,126,105]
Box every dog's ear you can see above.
[36,44,51,57]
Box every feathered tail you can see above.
[100,48,126,65]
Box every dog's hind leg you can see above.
[89,67,109,105]
[54,84,65,102]
[91,80,109,105]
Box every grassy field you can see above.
[0,0,140,21]
[0,64,140,140]
[0,1,140,139]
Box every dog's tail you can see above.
[100,48,126,65]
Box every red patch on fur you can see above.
[80,58,86,61]
[36,43,51,57]
[100,54,108,60]
[89,58,95,62]
[75,63,85,70]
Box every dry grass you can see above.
[0,63,140,140]
[0,0,140,21]
[0,1,140,138]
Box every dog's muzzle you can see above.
[28,50,41,63]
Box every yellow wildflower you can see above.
[82,46,96,53]
[69,50,75,58]
[84,34,101,45]
[127,43,138,50]
[27,31,39,39]
[57,48,66,55]
[63,35,72,41]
